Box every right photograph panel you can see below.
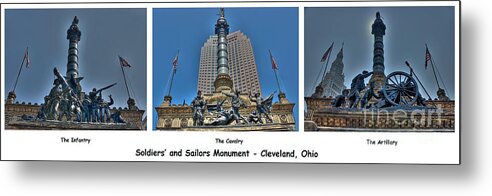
[304,7,456,132]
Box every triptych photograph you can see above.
[1,1,460,164]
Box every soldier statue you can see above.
[36,104,47,121]
[45,78,63,120]
[247,110,261,124]
[249,92,275,124]
[360,81,380,109]
[332,89,349,108]
[98,94,114,123]
[89,88,101,122]
[67,16,81,41]
[110,111,126,124]
[348,70,373,108]
[87,83,116,122]
[207,101,235,126]
[81,94,91,122]
[191,90,206,126]
[54,68,82,122]
[223,90,248,124]
[59,89,72,121]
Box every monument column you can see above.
[213,8,233,92]
[66,16,83,96]
[370,12,386,91]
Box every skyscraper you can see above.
[312,46,346,98]
[323,46,346,97]
[197,30,262,95]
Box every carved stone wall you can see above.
[305,97,455,130]
[155,93,295,130]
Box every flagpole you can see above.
[168,50,179,96]
[426,44,441,89]
[269,50,282,93]
[120,64,131,99]
[311,42,334,95]
[310,60,325,95]
[273,69,282,93]
[427,44,449,94]
[321,42,334,82]
[168,68,176,96]
[12,47,28,92]
[431,56,449,94]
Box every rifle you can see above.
[54,67,82,106]
[95,83,117,95]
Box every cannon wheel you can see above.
[382,71,419,106]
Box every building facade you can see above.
[304,97,455,131]
[197,31,262,95]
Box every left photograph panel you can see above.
[3,9,147,130]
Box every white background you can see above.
[0,0,488,195]
[1,1,459,164]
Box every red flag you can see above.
[119,56,132,67]
[24,47,31,68]
[425,46,431,69]
[269,50,278,70]
[172,51,179,71]
[321,42,334,63]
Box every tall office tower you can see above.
[197,30,262,95]
[318,46,346,97]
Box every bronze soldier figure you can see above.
[348,70,373,108]
[249,92,274,124]
[223,90,248,124]
[191,91,206,126]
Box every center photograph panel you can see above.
[152,7,299,131]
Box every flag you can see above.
[172,51,179,71]
[24,47,31,68]
[321,42,334,63]
[269,50,278,70]
[425,46,431,69]
[119,55,132,67]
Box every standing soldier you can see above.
[191,91,206,126]
[348,70,373,108]
[223,90,248,124]
[249,92,274,124]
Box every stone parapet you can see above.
[155,102,295,130]
[4,102,145,130]
[305,97,455,131]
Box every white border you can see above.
[1,1,460,164]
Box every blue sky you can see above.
[4,9,147,113]
[305,7,455,100]
[153,8,299,130]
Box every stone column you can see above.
[370,12,387,91]
[66,16,83,96]
[213,8,233,92]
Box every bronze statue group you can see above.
[34,68,126,124]
[332,70,427,109]
[190,90,275,126]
